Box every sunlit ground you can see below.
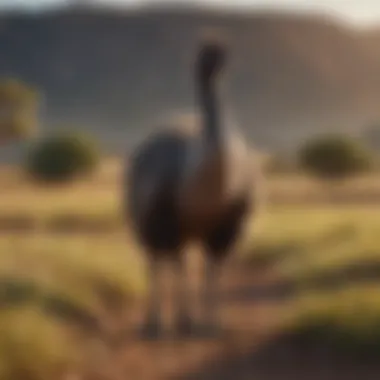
[0,162,380,377]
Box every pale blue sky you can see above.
[2,0,380,26]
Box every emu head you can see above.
[196,41,226,85]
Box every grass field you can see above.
[1,162,380,378]
[246,205,380,357]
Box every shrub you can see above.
[26,132,100,183]
[298,134,374,181]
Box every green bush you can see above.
[298,134,374,181]
[26,132,100,183]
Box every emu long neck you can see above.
[198,80,224,147]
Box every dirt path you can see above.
[80,264,380,380]
[84,265,289,380]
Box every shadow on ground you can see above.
[178,333,380,380]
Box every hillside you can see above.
[1,6,380,151]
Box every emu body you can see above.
[128,123,252,253]
[125,42,259,338]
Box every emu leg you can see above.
[201,197,250,336]
[173,255,193,336]
[140,257,163,339]
[201,256,222,336]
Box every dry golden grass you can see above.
[1,158,380,233]
[0,160,380,378]
[243,204,380,355]
[0,231,146,379]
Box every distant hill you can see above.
[1,5,380,152]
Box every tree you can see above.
[0,78,40,144]
[298,134,374,181]
[26,132,101,184]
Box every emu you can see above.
[125,40,259,338]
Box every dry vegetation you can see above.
[0,158,379,378]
